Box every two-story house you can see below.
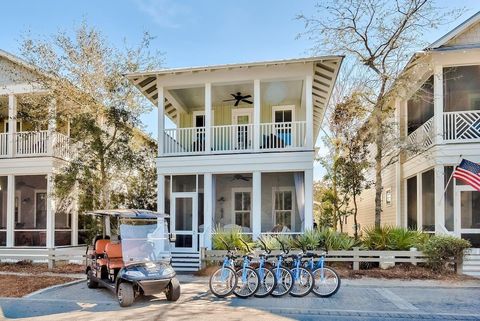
[0,50,79,256]
[347,12,480,275]
[128,56,343,270]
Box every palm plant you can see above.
[212,225,251,251]
[294,229,321,250]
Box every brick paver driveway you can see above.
[0,275,479,321]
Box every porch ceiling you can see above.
[126,56,343,137]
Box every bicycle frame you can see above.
[308,255,325,280]
[258,256,266,280]
[293,256,302,280]
[241,256,250,283]
[221,255,235,281]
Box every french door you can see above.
[232,109,252,150]
[171,192,198,252]
[454,185,480,246]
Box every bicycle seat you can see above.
[305,252,317,258]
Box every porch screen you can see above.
[293,172,305,228]
[0,177,7,246]
[407,176,417,230]
[444,65,480,112]
[407,76,434,134]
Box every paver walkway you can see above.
[0,275,479,321]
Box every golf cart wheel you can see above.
[87,270,98,289]
[166,277,181,301]
[117,282,135,307]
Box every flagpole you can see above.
[437,156,463,205]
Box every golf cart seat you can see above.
[105,242,124,269]
[94,239,111,258]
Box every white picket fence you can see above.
[0,246,86,269]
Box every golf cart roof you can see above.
[84,209,168,219]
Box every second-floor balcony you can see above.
[0,130,72,160]
[163,121,307,155]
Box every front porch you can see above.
[159,171,314,252]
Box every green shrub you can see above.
[318,228,358,250]
[423,235,471,272]
[294,229,321,250]
[212,225,252,251]
[362,226,430,250]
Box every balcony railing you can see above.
[0,131,72,160]
[162,121,307,156]
[406,117,435,152]
[443,110,480,142]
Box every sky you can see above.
[0,0,478,179]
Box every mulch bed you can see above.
[0,261,84,274]
[195,262,474,281]
[0,274,75,297]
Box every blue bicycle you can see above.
[268,238,294,297]
[232,248,260,298]
[254,238,277,297]
[304,250,341,297]
[209,239,238,298]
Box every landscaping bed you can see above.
[0,261,84,274]
[0,274,75,297]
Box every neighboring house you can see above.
[128,56,343,270]
[0,50,78,252]
[348,13,480,257]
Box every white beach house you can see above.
[128,56,343,270]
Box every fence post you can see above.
[48,248,55,269]
[200,247,206,269]
[352,247,360,271]
[410,247,417,266]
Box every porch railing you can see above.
[212,124,254,152]
[15,130,49,156]
[443,110,480,142]
[162,121,308,155]
[260,121,306,150]
[0,131,72,160]
[164,127,206,155]
[406,116,434,155]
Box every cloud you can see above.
[133,0,191,28]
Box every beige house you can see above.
[348,12,480,275]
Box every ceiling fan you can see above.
[231,174,252,182]
[223,92,253,106]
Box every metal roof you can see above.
[428,11,480,49]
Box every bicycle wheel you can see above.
[209,266,237,298]
[289,267,314,297]
[271,267,293,297]
[233,266,260,298]
[312,266,341,297]
[254,267,277,298]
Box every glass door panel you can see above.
[172,193,197,251]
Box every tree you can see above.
[17,22,162,213]
[333,94,371,239]
[298,0,462,227]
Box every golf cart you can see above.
[85,209,180,307]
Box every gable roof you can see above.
[428,11,480,49]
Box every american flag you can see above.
[453,159,480,191]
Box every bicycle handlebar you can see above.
[257,238,271,254]
[239,238,252,253]
[274,236,289,255]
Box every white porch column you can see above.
[71,192,79,246]
[46,173,55,248]
[395,99,402,226]
[253,79,261,151]
[8,94,17,157]
[204,83,212,153]
[252,171,262,239]
[157,80,165,156]
[157,174,165,213]
[47,98,57,156]
[434,165,446,234]
[6,175,14,247]
[305,75,313,149]
[433,65,444,145]
[304,169,314,230]
[416,173,423,231]
[203,173,213,249]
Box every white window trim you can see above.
[385,188,392,207]
[193,110,214,127]
[272,105,295,123]
[231,108,253,124]
[272,186,295,230]
[34,189,47,228]
[231,187,252,228]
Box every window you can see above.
[407,176,417,230]
[422,170,435,232]
[444,65,480,112]
[407,76,434,135]
[233,190,251,228]
[273,190,293,229]
[272,106,295,123]
[385,188,392,207]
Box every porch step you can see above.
[171,251,201,272]
[462,249,480,278]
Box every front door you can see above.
[454,185,480,247]
[171,192,197,251]
[232,109,252,150]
